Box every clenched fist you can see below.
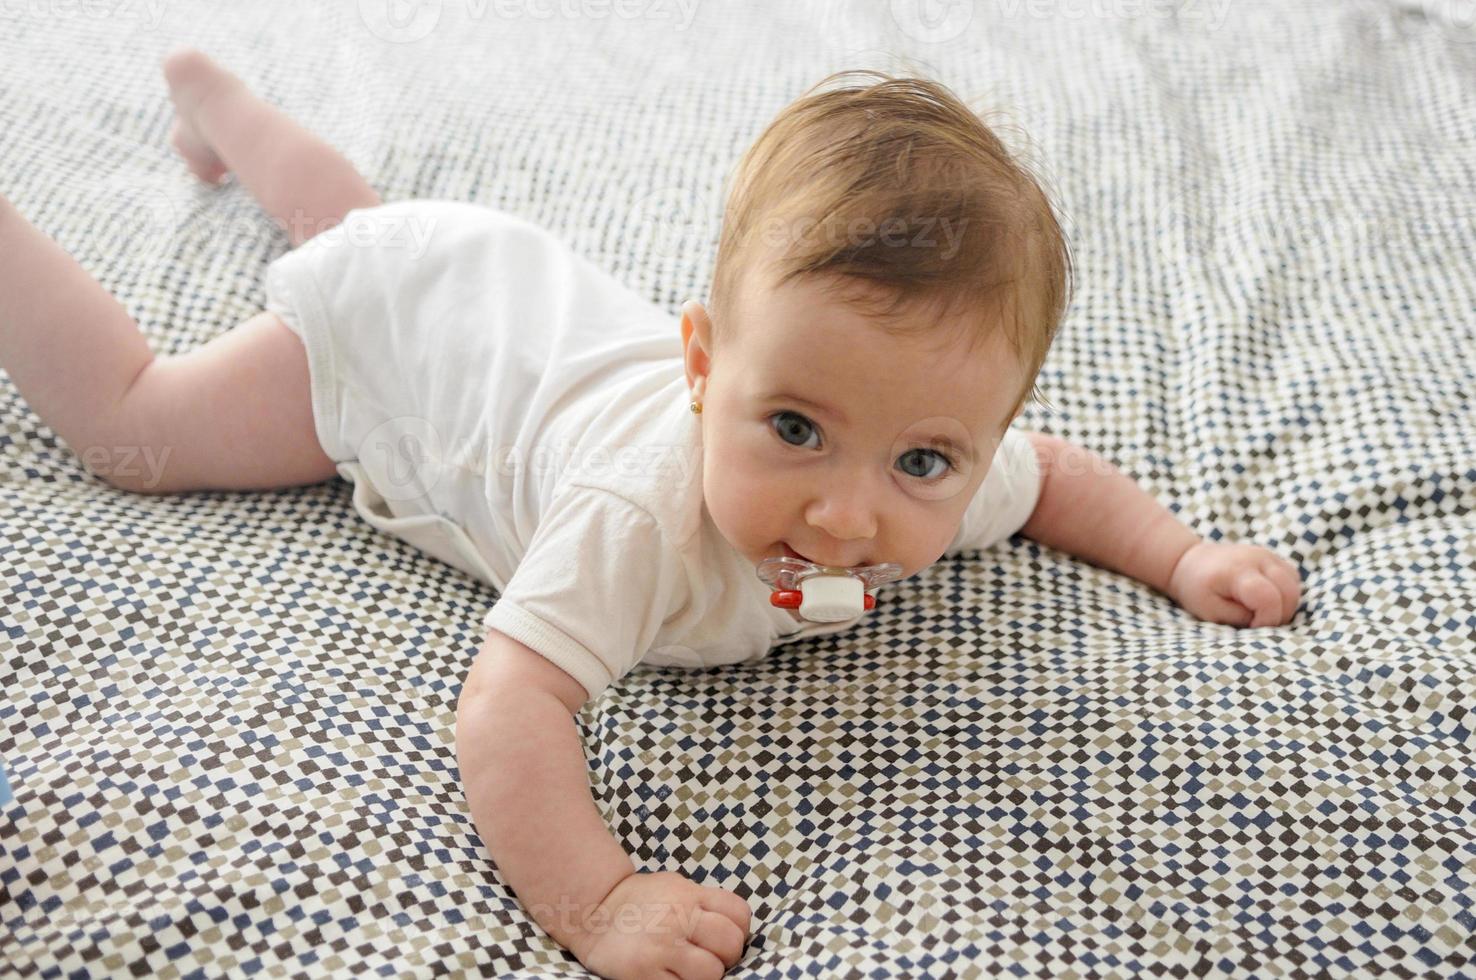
[1167,541,1301,627]
[571,870,752,980]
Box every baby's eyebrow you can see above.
[766,390,981,462]
[764,390,849,425]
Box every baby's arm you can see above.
[1018,433,1301,627]
[456,629,750,978]
[456,631,634,954]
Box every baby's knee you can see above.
[74,430,178,496]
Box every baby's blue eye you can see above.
[768,411,957,482]
[896,447,953,481]
[771,410,819,449]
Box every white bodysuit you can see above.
[264,200,1042,702]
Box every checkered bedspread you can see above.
[3,1,1475,976]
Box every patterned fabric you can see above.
[3,1,1475,976]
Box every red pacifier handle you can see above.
[770,590,876,610]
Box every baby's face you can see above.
[681,269,1027,584]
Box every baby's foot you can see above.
[162,47,233,186]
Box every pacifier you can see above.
[756,555,905,622]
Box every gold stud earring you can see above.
[689,400,703,415]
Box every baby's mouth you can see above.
[780,542,818,563]
[780,542,863,569]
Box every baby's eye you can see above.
[769,411,957,482]
[770,410,820,449]
[896,447,955,481]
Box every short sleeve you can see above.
[482,486,690,703]
[943,426,1043,556]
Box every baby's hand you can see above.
[1166,541,1301,628]
[571,870,752,980]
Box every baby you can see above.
[0,49,1301,979]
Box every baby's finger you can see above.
[686,906,747,968]
[699,887,751,935]
[1194,591,1255,627]
[1261,558,1301,621]
[667,938,724,979]
[1231,569,1282,627]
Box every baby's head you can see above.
[680,70,1072,582]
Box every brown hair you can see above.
[706,69,1072,421]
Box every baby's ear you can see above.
[681,301,715,387]
[681,300,712,332]
[681,301,717,355]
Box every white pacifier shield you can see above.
[798,574,865,622]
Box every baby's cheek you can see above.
[703,455,767,541]
[719,464,771,513]
[706,431,763,492]
[895,512,964,575]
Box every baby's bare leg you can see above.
[0,187,334,492]
[163,48,380,246]
[0,192,335,493]
[0,192,154,471]
[0,51,371,496]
